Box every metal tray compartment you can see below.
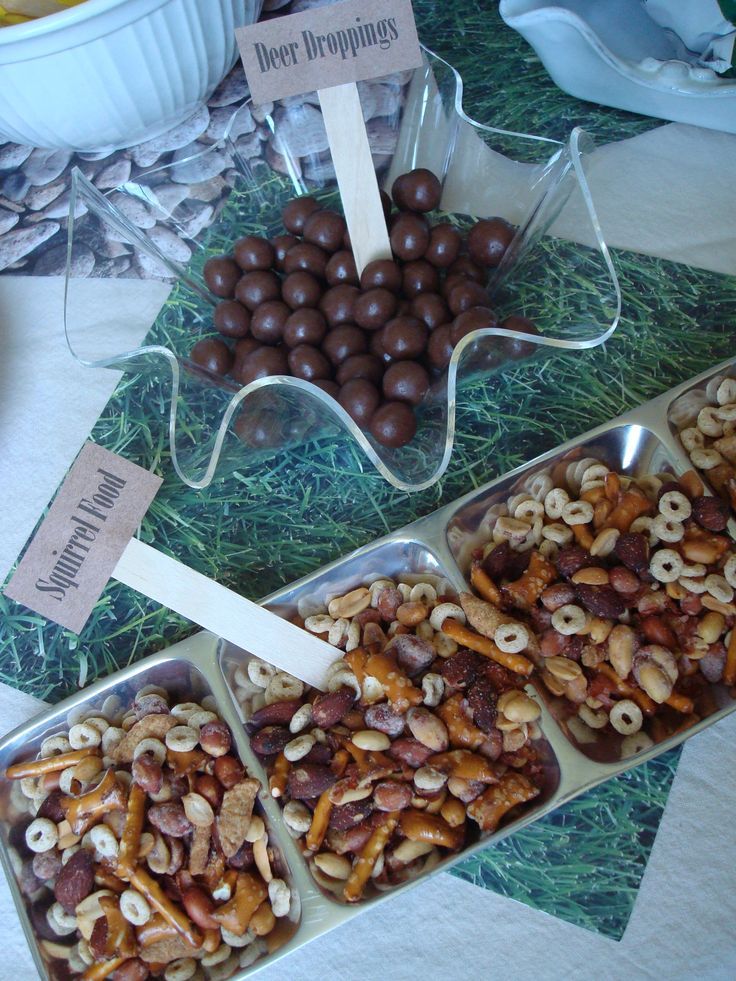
[0,634,302,981]
[219,537,562,909]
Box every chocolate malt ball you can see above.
[410,293,450,331]
[325,250,359,287]
[467,217,515,268]
[283,308,327,348]
[233,337,260,377]
[339,378,381,426]
[303,210,347,253]
[283,242,329,278]
[370,401,417,447]
[235,270,281,311]
[336,353,384,387]
[447,255,485,283]
[447,280,492,317]
[312,378,340,399]
[237,345,289,384]
[204,257,241,298]
[354,288,398,331]
[450,306,497,346]
[233,235,274,272]
[190,338,233,376]
[214,299,251,339]
[391,168,441,213]
[271,233,298,270]
[322,325,367,366]
[320,284,359,328]
[360,258,402,294]
[382,316,428,361]
[402,259,439,298]
[382,361,429,406]
[424,223,462,268]
[426,324,454,371]
[390,213,429,262]
[282,195,320,235]
[250,300,290,345]
[282,271,322,310]
[288,344,332,382]
[501,314,540,359]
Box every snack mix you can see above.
[4,690,292,979]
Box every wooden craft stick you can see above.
[318,82,392,276]
[112,538,340,690]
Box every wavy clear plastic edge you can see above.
[63,45,621,492]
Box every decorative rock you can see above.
[0,143,32,170]
[170,143,230,184]
[0,222,60,270]
[24,148,72,186]
[187,176,226,202]
[1,170,30,202]
[263,0,292,9]
[265,140,300,179]
[0,195,24,213]
[303,155,336,184]
[92,255,132,278]
[206,105,256,143]
[0,208,19,235]
[38,190,87,221]
[134,249,175,280]
[94,158,132,189]
[177,203,214,239]
[251,102,274,123]
[367,119,398,155]
[273,103,329,157]
[208,65,248,107]
[131,105,210,168]
[147,182,191,215]
[108,192,157,228]
[148,224,193,263]
[34,242,95,278]
[234,132,262,159]
[365,83,403,120]
[77,149,116,161]
[26,180,66,211]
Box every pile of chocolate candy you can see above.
[195,167,538,448]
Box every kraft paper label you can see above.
[236,0,423,105]
[4,442,162,633]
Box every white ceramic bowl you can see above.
[0,0,263,150]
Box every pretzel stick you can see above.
[665,692,695,715]
[466,772,539,833]
[436,694,487,750]
[428,750,499,783]
[604,471,621,501]
[604,490,652,533]
[116,783,146,880]
[81,958,126,981]
[725,627,736,687]
[571,523,595,549]
[440,619,533,676]
[330,748,350,778]
[130,866,202,949]
[364,652,423,710]
[678,469,704,498]
[5,747,99,780]
[470,564,502,605]
[596,664,657,716]
[343,814,398,902]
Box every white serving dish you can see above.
[500,0,736,134]
[0,0,263,150]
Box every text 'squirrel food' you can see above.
[231,579,546,903]
[4,688,293,979]
[198,167,539,449]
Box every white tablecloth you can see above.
[0,275,735,979]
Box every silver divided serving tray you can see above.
[1,356,735,980]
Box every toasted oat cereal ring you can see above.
[629,516,658,544]
[88,824,119,860]
[578,704,608,729]
[544,487,570,520]
[590,527,620,557]
[101,727,125,755]
[562,500,594,526]
[221,927,255,948]
[514,499,544,523]
[429,602,466,631]
[409,582,438,604]
[164,959,197,981]
[493,515,531,544]
[494,622,530,654]
[551,604,587,636]
[165,725,199,754]
[679,576,708,594]
[724,555,736,590]
[266,673,304,705]
[690,448,723,470]
[649,548,683,583]
[652,515,684,543]
[716,402,736,421]
[25,817,58,853]
[422,672,444,707]
[120,888,151,926]
[716,379,736,405]
[170,702,201,721]
[68,722,102,750]
[202,944,233,966]
[679,427,705,454]
[658,490,692,522]
[247,658,277,688]
[48,902,77,936]
[284,733,316,762]
[289,703,313,734]
[40,735,72,758]
[609,699,643,735]
[541,522,573,545]
[527,472,554,502]
[705,574,734,604]
[132,737,167,764]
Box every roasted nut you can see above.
[198,720,231,757]
[328,587,371,619]
[147,802,192,838]
[214,755,245,789]
[312,688,356,728]
[182,792,215,828]
[406,707,449,752]
[131,752,163,795]
[373,781,413,811]
[313,853,352,880]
